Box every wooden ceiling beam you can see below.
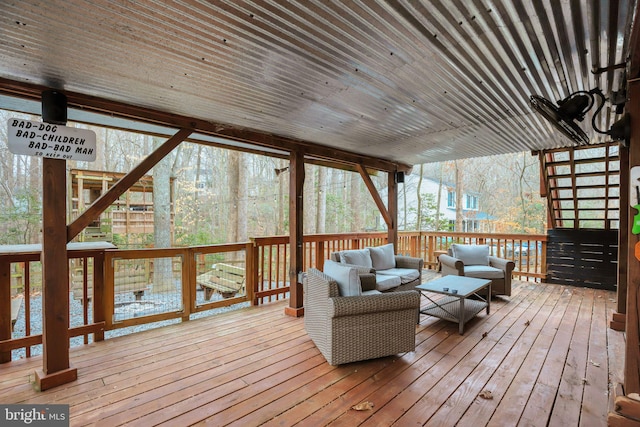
[0,78,410,173]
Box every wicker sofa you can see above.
[439,243,515,297]
[329,243,424,293]
[303,267,420,365]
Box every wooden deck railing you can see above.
[1,231,546,362]
[398,231,547,281]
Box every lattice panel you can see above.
[540,143,620,230]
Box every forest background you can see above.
[0,109,545,248]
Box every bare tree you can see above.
[350,172,362,231]
[228,150,239,243]
[303,164,316,234]
[435,163,443,230]
[152,135,174,292]
[316,166,327,233]
[193,145,204,232]
[416,164,424,230]
[276,158,287,235]
[237,152,248,242]
[454,159,464,231]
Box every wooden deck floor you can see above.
[1,279,625,426]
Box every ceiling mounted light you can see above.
[530,88,629,146]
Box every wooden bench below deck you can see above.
[10,295,23,331]
[71,269,149,302]
[197,263,245,299]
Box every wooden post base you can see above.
[284,306,304,317]
[611,312,627,331]
[608,383,640,426]
[34,366,77,391]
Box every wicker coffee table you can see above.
[416,276,491,334]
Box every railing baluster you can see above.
[0,260,10,363]
[24,262,31,358]
[0,231,548,361]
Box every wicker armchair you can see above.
[439,244,515,297]
[303,268,420,365]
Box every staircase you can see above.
[538,142,621,230]
[538,142,620,291]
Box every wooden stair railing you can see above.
[538,142,620,230]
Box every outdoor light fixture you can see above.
[274,166,289,176]
[530,88,629,146]
[41,89,68,125]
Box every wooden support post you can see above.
[0,260,11,363]
[387,171,398,250]
[285,150,304,317]
[611,312,627,332]
[626,77,640,394]
[315,241,325,271]
[247,241,258,305]
[247,241,258,306]
[622,4,640,394]
[181,251,191,322]
[93,251,105,342]
[614,143,630,330]
[35,157,77,391]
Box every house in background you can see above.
[393,173,496,232]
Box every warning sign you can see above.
[7,118,97,161]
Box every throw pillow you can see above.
[339,248,372,268]
[323,259,362,296]
[451,244,490,266]
[368,243,395,270]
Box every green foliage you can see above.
[0,190,41,245]
[202,252,226,266]
[112,233,153,249]
[408,193,449,231]
[325,193,349,232]
[509,195,546,234]
[175,229,219,247]
[99,213,112,233]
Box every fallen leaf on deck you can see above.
[581,378,589,385]
[589,360,600,367]
[478,390,493,399]
[482,332,488,339]
[524,320,530,326]
[352,401,374,411]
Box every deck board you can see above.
[393,278,551,426]
[353,280,542,427]
[482,282,566,426]
[0,280,623,426]
[432,279,565,427]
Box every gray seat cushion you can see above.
[463,265,505,279]
[377,268,420,284]
[450,244,490,265]
[323,260,362,296]
[368,243,396,270]
[375,274,402,291]
[338,248,372,268]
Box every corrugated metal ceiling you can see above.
[0,0,636,167]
